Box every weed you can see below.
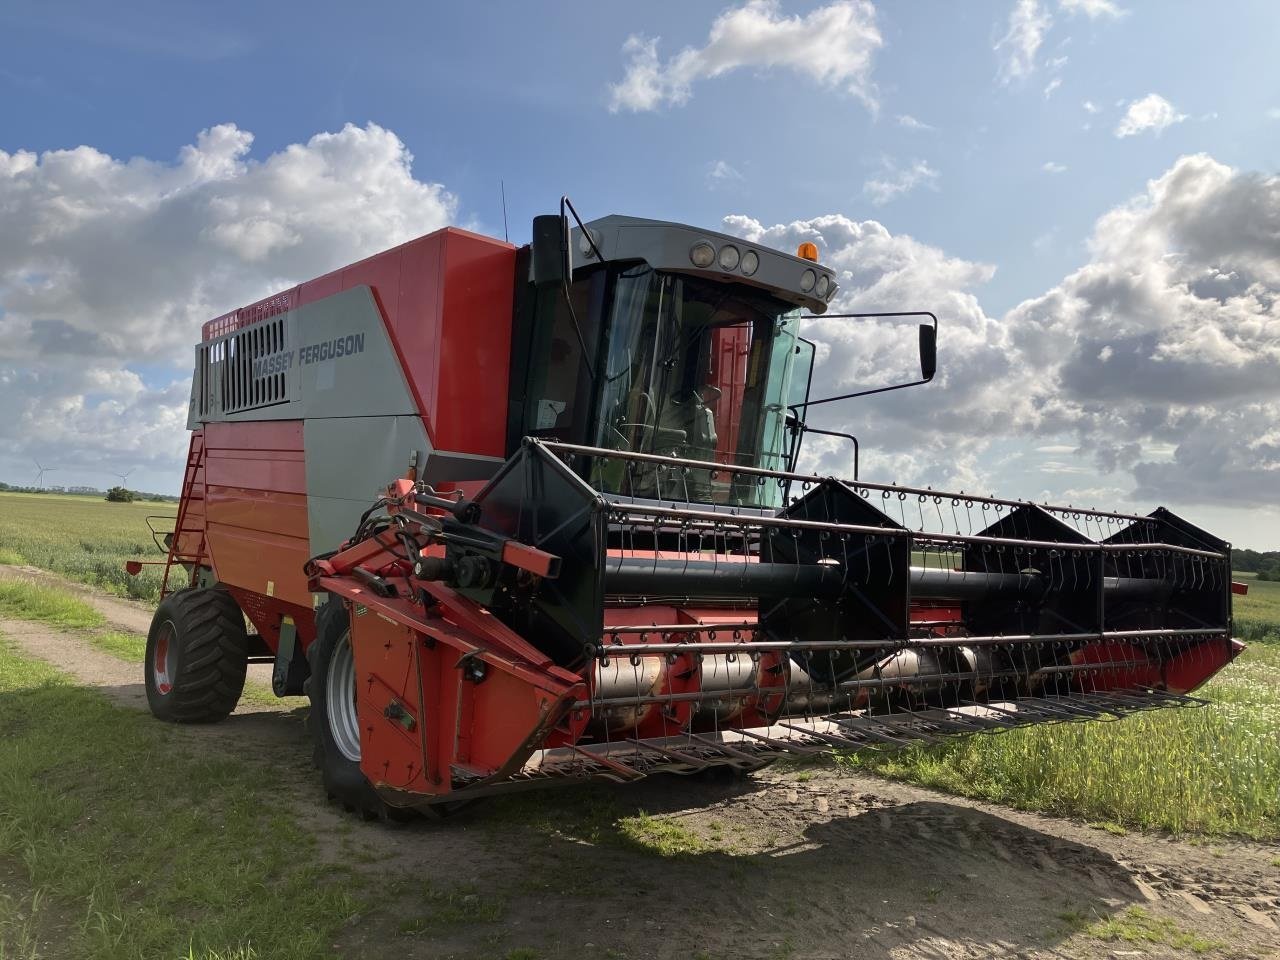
[616,813,714,857]
[1087,820,1128,836]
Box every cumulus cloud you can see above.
[0,123,457,488]
[608,0,882,113]
[995,0,1052,84]
[727,154,1280,509]
[862,159,939,205]
[1115,93,1187,137]
[1042,161,1068,173]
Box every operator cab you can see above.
[508,215,835,508]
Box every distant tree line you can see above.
[1232,548,1280,581]
[0,480,178,503]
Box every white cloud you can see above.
[726,154,1280,510]
[706,159,744,185]
[1042,161,1068,173]
[995,0,1052,84]
[1043,77,1063,98]
[608,0,882,113]
[1114,93,1187,137]
[0,123,457,487]
[1083,99,1100,113]
[1267,107,1280,120]
[896,114,934,131]
[1059,0,1125,18]
[862,159,939,205]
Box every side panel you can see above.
[304,414,431,553]
[203,420,311,607]
[433,231,517,456]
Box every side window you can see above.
[523,272,603,440]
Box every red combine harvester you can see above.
[141,201,1242,819]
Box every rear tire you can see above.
[307,597,414,823]
[144,587,248,723]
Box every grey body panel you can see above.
[304,414,431,552]
[187,284,505,555]
[571,215,836,314]
[187,286,417,428]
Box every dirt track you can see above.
[2,564,1278,960]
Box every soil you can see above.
[1,564,1278,960]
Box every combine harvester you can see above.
[138,201,1243,819]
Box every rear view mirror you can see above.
[530,214,570,287]
[919,323,937,381]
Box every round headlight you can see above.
[815,274,830,298]
[690,241,716,268]
[740,250,759,276]
[718,245,740,271]
[800,268,816,293]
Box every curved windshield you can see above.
[592,265,805,507]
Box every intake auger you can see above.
[138,207,1242,816]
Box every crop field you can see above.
[1,487,1277,841]
[0,492,173,601]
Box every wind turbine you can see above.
[33,460,57,489]
[113,468,134,487]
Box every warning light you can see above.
[796,242,819,262]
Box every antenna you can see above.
[33,459,57,489]
[500,180,509,243]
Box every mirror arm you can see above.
[554,195,598,382]
[793,311,937,411]
[787,407,859,480]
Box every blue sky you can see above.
[1,1,1278,546]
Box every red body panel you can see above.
[203,226,516,455]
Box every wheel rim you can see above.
[325,630,361,762]
[152,621,176,695]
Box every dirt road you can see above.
[2,564,1278,960]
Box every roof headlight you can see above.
[825,279,839,302]
[718,244,741,271]
[799,268,816,293]
[815,274,830,298]
[690,241,716,268]
[740,249,759,276]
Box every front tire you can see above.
[307,597,413,822]
[144,587,248,723]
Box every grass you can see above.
[396,880,505,936]
[0,634,360,959]
[86,630,145,661]
[839,638,1280,838]
[0,492,172,602]
[1085,906,1223,953]
[0,580,104,630]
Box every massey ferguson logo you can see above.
[252,334,365,378]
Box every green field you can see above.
[0,491,173,601]
[1,490,1277,839]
